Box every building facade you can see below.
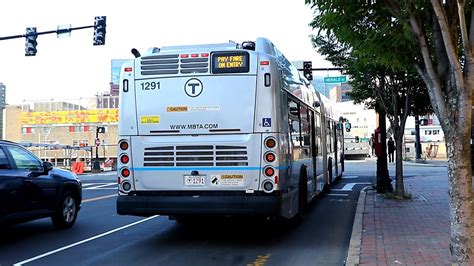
[3,97,119,168]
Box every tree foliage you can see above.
[310,10,432,196]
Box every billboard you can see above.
[21,109,118,125]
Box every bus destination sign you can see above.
[211,52,249,74]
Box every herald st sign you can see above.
[323,76,347,83]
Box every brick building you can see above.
[3,96,119,168]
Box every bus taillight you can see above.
[265,152,276,163]
[264,166,275,177]
[264,137,276,149]
[262,180,274,193]
[121,181,132,192]
[121,168,130,178]
[119,140,129,151]
[120,154,130,164]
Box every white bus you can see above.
[116,38,347,221]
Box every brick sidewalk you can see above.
[355,175,451,265]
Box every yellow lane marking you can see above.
[82,194,117,203]
[247,254,271,266]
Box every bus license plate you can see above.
[184,175,206,186]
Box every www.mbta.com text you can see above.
[170,124,219,130]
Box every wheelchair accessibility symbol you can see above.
[262,118,271,127]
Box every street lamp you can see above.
[92,126,105,172]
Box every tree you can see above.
[312,19,432,197]
[306,0,474,262]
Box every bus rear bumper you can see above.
[116,193,279,217]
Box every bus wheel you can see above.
[328,160,333,183]
[292,168,307,223]
[322,162,333,194]
[322,182,331,194]
[341,157,345,174]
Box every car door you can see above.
[0,146,25,219]
[5,145,59,213]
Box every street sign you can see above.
[95,138,101,147]
[323,76,347,83]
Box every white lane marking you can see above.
[327,193,349,197]
[342,183,356,191]
[342,175,359,179]
[84,183,117,190]
[82,194,117,203]
[13,215,159,266]
[332,182,372,191]
[80,183,98,188]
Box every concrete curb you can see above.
[345,186,371,265]
[403,161,447,167]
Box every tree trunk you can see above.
[445,127,474,264]
[394,134,404,196]
[376,112,393,193]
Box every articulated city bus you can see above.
[116,38,347,221]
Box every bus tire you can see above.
[328,160,333,184]
[322,161,333,194]
[341,157,345,175]
[292,167,307,223]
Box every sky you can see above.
[0,0,333,105]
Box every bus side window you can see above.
[288,98,302,150]
[300,105,310,146]
[315,112,321,156]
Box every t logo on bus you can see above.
[184,78,203,97]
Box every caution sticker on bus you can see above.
[211,52,250,74]
[210,174,244,186]
[140,115,160,124]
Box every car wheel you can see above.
[51,191,78,229]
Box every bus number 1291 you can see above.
[140,81,160,91]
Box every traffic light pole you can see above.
[0,25,94,41]
[0,16,105,56]
[92,126,101,173]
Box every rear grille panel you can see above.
[142,145,249,167]
[140,54,209,76]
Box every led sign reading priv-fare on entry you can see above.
[211,52,250,74]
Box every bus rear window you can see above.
[211,52,250,74]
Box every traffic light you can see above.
[93,16,106,46]
[303,61,313,81]
[25,27,37,56]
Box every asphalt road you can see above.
[0,162,388,266]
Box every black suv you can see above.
[0,141,82,228]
